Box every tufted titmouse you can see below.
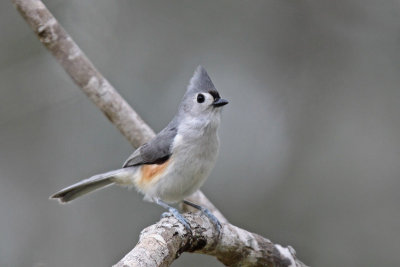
[50,66,228,231]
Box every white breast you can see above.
[148,116,220,203]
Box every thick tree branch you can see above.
[12,0,307,266]
[114,213,306,267]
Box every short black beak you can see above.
[212,98,229,107]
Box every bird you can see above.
[50,66,228,232]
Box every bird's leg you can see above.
[155,198,192,233]
[183,200,222,235]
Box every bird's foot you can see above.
[160,211,171,219]
[168,207,192,233]
[155,198,192,234]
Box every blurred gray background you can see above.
[1,0,399,266]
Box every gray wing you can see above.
[122,122,178,167]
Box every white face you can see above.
[184,92,223,129]
[179,91,222,131]
[191,92,215,114]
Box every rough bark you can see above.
[114,213,306,267]
[12,0,308,266]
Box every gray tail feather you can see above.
[50,168,127,203]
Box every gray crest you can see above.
[185,65,218,96]
[179,66,220,113]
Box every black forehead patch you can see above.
[208,90,220,100]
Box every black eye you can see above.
[197,94,205,103]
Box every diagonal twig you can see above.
[12,0,154,147]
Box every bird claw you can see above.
[168,207,192,234]
[155,198,192,234]
[160,211,171,219]
[202,208,222,234]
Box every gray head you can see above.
[179,66,228,119]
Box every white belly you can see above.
[146,130,219,203]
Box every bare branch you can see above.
[12,0,308,266]
[113,213,307,267]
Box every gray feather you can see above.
[186,66,217,95]
[122,119,178,167]
[50,169,126,203]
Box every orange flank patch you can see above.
[138,159,171,186]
